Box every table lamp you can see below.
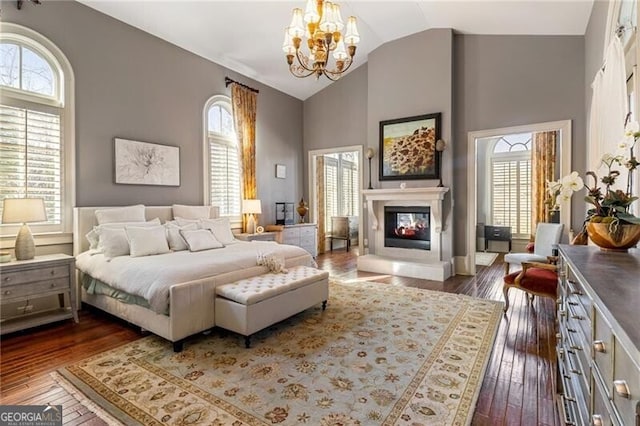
[242,199,262,234]
[2,198,47,260]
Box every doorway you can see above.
[466,120,572,276]
[308,146,363,254]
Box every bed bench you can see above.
[214,265,329,347]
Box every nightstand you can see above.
[235,232,277,242]
[0,254,78,334]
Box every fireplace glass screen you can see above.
[384,206,431,250]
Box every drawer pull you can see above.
[592,414,603,426]
[559,310,567,318]
[570,368,581,376]
[568,301,579,306]
[571,314,585,321]
[567,328,577,333]
[50,270,55,275]
[613,380,631,399]
[593,340,606,353]
[570,345,582,351]
[4,290,11,295]
[4,276,10,282]
[50,283,55,288]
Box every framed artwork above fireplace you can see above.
[379,113,441,181]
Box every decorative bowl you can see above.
[586,222,640,252]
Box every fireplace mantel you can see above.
[362,187,449,233]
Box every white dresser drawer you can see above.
[1,265,69,286]
[593,307,614,397]
[299,226,316,238]
[611,340,640,426]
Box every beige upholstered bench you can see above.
[215,265,329,347]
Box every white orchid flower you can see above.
[618,135,634,151]
[546,180,562,194]
[625,120,640,136]
[560,171,584,192]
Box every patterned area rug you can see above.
[58,280,503,426]
[475,252,499,266]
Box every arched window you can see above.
[490,133,532,238]
[204,95,241,220]
[0,24,74,238]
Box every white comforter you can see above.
[76,241,315,314]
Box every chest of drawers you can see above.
[0,254,78,334]
[557,245,640,426]
[267,223,318,257]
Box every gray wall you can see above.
[305,30,585,259]
[453,35,585,255]
[3,1,302,227]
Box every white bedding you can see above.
[76,241,315,314]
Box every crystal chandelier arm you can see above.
[290,63,317,78]
[294,49,316,73]
[322,57,354,80]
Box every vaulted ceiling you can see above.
[79,1,595,100]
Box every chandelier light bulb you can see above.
[288,8,305,38]
[319,1,337,33]
[345,16,360,45]
[333,3,344,31]
[333,39,348,61]
[303,0,319,24]
[282,28,295,55]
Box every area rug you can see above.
[475,252,499,266]
[58,280,503,426]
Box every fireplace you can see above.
[384,206,431,250]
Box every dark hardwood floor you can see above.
[0,249,558,425]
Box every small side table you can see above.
[0,254,78,334]
[484,225,512,252]
[235,232,277,242]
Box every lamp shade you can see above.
[242,199,262,215]
[2,198,47,224]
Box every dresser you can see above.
[556,245,640,426]
[0,254,78,334]
[266,223,318,257]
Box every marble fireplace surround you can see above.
[358,187,451,281]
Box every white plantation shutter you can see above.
[324,152,359,231]
[491,158,531,237]
[0,105,61,224]
[209,137,241,217]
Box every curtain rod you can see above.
[225,77,259,94]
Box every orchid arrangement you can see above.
[584,120,640,227]
[546,171,584,212]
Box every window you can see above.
[324,151,359,231]
[491,134,532,238]
[0,24,74,237]
[204,96,241,219]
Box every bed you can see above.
[73,206,316,351]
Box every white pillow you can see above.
[165,223,198,251]
[126,226,170,257]
[172,205,211,220]
[96,228,130,259]
[95,204,146,225]
[174,217,201,227]
[199,217,235,245]
[86,218,161,250]
[180,229,224,252]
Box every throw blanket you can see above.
[76,241,314,314]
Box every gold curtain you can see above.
[316,156,326,253]
[230,83,257,232]
[532,131,557,231]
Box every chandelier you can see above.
[282,0,360,81]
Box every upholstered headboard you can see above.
[73,206,220,255]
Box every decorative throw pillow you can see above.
[86,218,161,250]
[174,217,201,227]
[200,217,235,245]
[257,252,288,274]
[96,228,130,259]
[180,229,224,252]
[172,204,211,220]
[95,204,146,225]
[165,223,198,251]
[125,226,170,257]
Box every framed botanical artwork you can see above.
[379,112,441,181]
[114,138,180,186]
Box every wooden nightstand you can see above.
[0,254,78,335]
[235,232,277,242]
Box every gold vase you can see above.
[586,222,640,252]
[297,198,309,223]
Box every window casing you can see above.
[324,152,359,232]
[204,96,241,222]
[490,135,532,238]
[0,25,74,239]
